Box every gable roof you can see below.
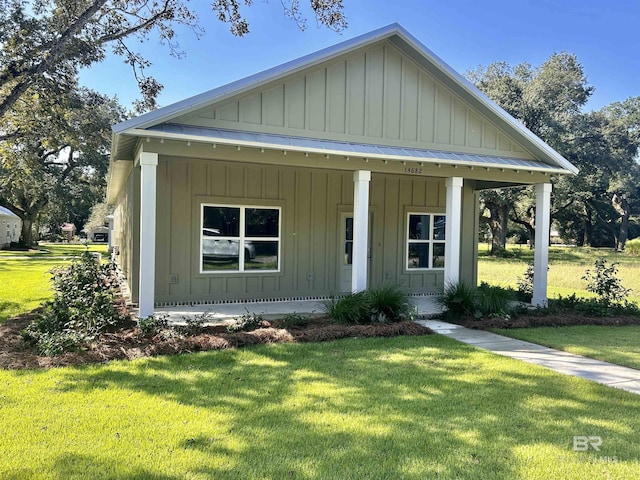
[0,206,19,218]
[111,23,577,175]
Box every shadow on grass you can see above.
[40,336,640,478]
[3,453,181,480]
[0,300,20,321]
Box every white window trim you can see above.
[200,203,282,274]
[406,212,446,271]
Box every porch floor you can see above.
[152,295,443,325]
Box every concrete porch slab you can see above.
[151,295,444,324]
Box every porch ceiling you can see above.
[125,123,567,174]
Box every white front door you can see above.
[339,213,372,293]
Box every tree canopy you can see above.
[468,55,640,251]
[0,0,347,245]
[0,0,347,118]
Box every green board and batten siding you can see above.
[152,158,470,304]
[172,41,533,160]
[110,34,550,305]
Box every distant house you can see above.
[86,225,109,242]
[107,24,578,317]
[61,223,76,242]
[0,206,21,249]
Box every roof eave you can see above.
[123,127,573,176]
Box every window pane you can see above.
[408,243,430,269]
[409,215,430,240]
[246,208,279,237]
[433,215,446,240]
[345,217,353,241]
[203,206,240,236]
[202,239,240,271]
[244,241,279,270]
[344,240,353,265]
[433,243,445,268]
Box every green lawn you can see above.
[478,244,640,302]
[0,243,109,322]
[492,325,640,371]
[0,242,108,257]
[0,335,638,479]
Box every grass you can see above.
[0,243,109,322]
[0,335,639,479]
[492,325,640,371]
[478,243,640,302]
[0,242,108,257]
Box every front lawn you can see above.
[0,244,109,323]
[1,335,638,479]
[477,244,640,302]
[492,325,640,371]
[0,242,108,257]
[0,259,57,322]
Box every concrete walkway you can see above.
[419,319,640,395]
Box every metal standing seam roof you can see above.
[111,23,578,176]
[143,123,564,173]
[0,206,19,218]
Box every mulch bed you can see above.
[0,313,433,371]
[460,313,640,330]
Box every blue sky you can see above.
[79,0,639,113]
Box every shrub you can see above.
[226,309,266,332]
[321,291,372,324]
[582,258,631,306]
[477,282,516,316]
[516,263,534,302]
[625,238,640,256]
[137,314,169,337]
[437,281,482,320]
[281,312,310,328]
[368,284,415,323]
[437,281,517,322]
[22,251,127,355]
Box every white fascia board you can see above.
[124,128,570,175]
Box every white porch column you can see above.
[352,170,371,292]
[444,177,463,286]
[532,183,552,307]
[105,214,114,254]
[138,152,158,318]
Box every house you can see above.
[60,223,76,242]
[85,225,109,243]
[107,24,577,318]
[0,206,21,249]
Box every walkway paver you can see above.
[418,319,640,395]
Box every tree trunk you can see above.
[487,203,509,255]
[583,208,593,247]
[21,217,35,246]
[612,193,630,251]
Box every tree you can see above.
[0,86,126,245]
[0,0,347,119]
[467,53,593,253]
[557,108,640,248]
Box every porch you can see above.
[151,295,444,325]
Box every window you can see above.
[201,204,280,273]
[407,213,446,270]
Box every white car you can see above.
[202,228,255,261]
